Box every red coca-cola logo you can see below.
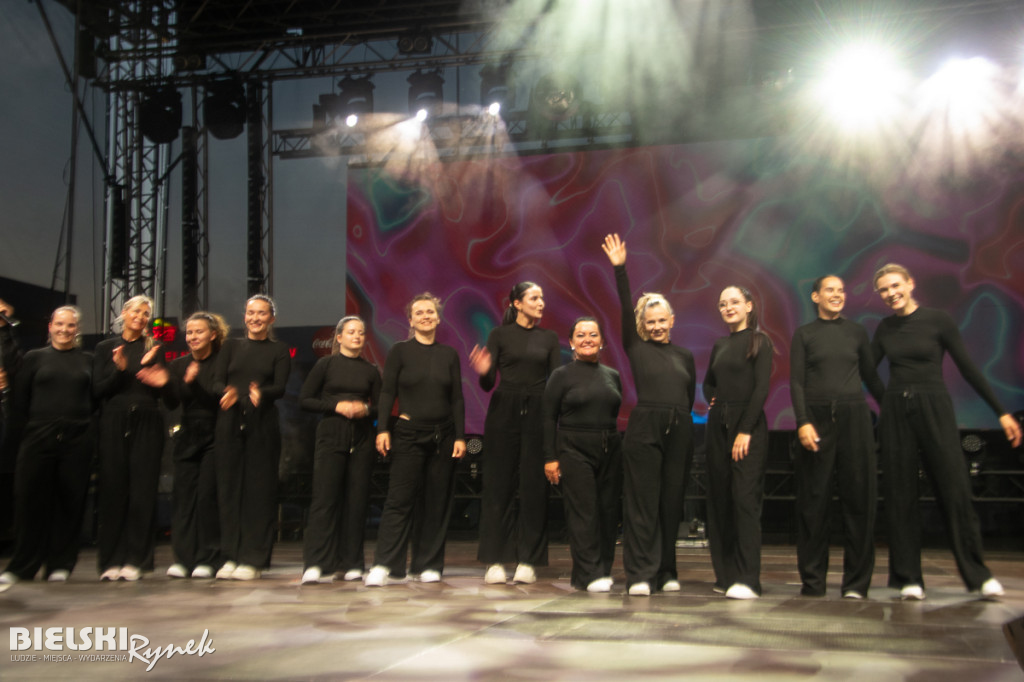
[311,326,336,357]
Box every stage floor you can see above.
[2,541,1023,680]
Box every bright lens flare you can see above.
[812,45,909,132]
[921,57,1000,132]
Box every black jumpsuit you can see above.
[300,353,381,575]
[872,307,1005,591]
[165,351,221,572]
[613,265,697,590]
[476,322,560,568]
[790,317,884,596]
[542,359,622,590]
[93,336,165,573]
[213,337,291,569]
[374,338,465,577]
[703,328,773,594]
[4,345,94,579]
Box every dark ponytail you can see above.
[502,281,540,325]
[730,285,767,359]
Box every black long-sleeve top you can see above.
[93,336,164,410]
[542,360,622,462]
[377,338,465,439]
[871,306,1006,415]
[213,337,291,411]
[164,351,221,419]
[614,264,696,410]
[703,328,773,434]
[790,317,885,427]
[12,346,93,423]
[300,353,381,417]
[478,323,560,393]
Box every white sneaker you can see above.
[662,580,681,592]
[419,570,441,583]
[216,562,237,580]
[842,591,865,600]
[364,565,389,587]
[343,569,364,582]
[191,565,213,579]
[512,564,536,584]
[484,564,507,584]
[232,565,260,581]
[166,563,188,579]
[980,578,1004,597]
[47,570,70,583]
[119,565,141,582]
[100,567,121,582]
[0,571,19,585]
[725,583,758,600]
[899,584,925,601]
[628,582,651,596]
[586,577,613,593]
[301,567,322,584]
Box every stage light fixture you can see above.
[480,63,513,113]
[530,72,581,121]
[408,69,444,117]
[962,432,987,477]
[312,75,375,128]
[487,102,501,117]
[921,57,1000,130]
[397,29,433,54]
[203,78,246,140]
[812,44,908,132]
[139,85,182,144]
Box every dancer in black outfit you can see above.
[791,276,885,599]
[93,295,164,581]
[300,316,381,585]
[471,282,559,585]
[871,264,1021,600]
[212,295,291,581]
[0,307,93,586]
[365,293,466,586]
[601,234,696,596]
[542,318,622,592]
[704,286,773,599]
[142,312,229,580]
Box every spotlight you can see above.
[203,78,246,140]
[487,102,501,117]
[920,57,1000,130]
[337,75,374,118]
[139,85,182,144]
[312,75,374,129]
[812,44,909,132]
[480,62,513,113]
[530,72,581,121]
[407,69,444,116]
[397,29,433,54]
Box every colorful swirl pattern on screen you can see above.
[347,140,1024,432]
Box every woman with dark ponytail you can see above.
[469,282,560,584]
[703,285,773,599]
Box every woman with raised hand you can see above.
[703,285,773,600]
[365,293,466,586]
[601,233,696,597]
[542,317,622,592]
[0,307,93,586]
[872,264,1021,600]
[93,295,165,581]
[149,312,230,580]
[299,316,381,585]
[471,282,560,585]
[213,295,291,581]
